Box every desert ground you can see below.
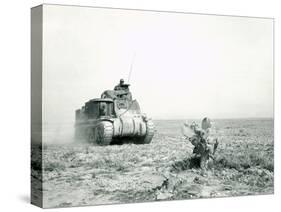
[32,119,274,208]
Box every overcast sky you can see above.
[42,4,273,124]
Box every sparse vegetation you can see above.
[39,119,273,208]
[215,147,273,172]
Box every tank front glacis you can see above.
[75,79,154,145]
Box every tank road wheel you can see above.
[138,120,155,144]
[89,122,113,145]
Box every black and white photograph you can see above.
[31,3,273,209]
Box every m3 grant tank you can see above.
[75,79,155,145]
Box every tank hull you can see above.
[75,116,154,145]
[75,85,155,145]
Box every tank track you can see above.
[88,121,113,145]
[99,121,114,145]
[142,120,155,144]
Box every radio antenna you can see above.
[127,52,136,83]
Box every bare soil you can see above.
[33,119,273,208]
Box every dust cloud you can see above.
[43,122,75,144]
